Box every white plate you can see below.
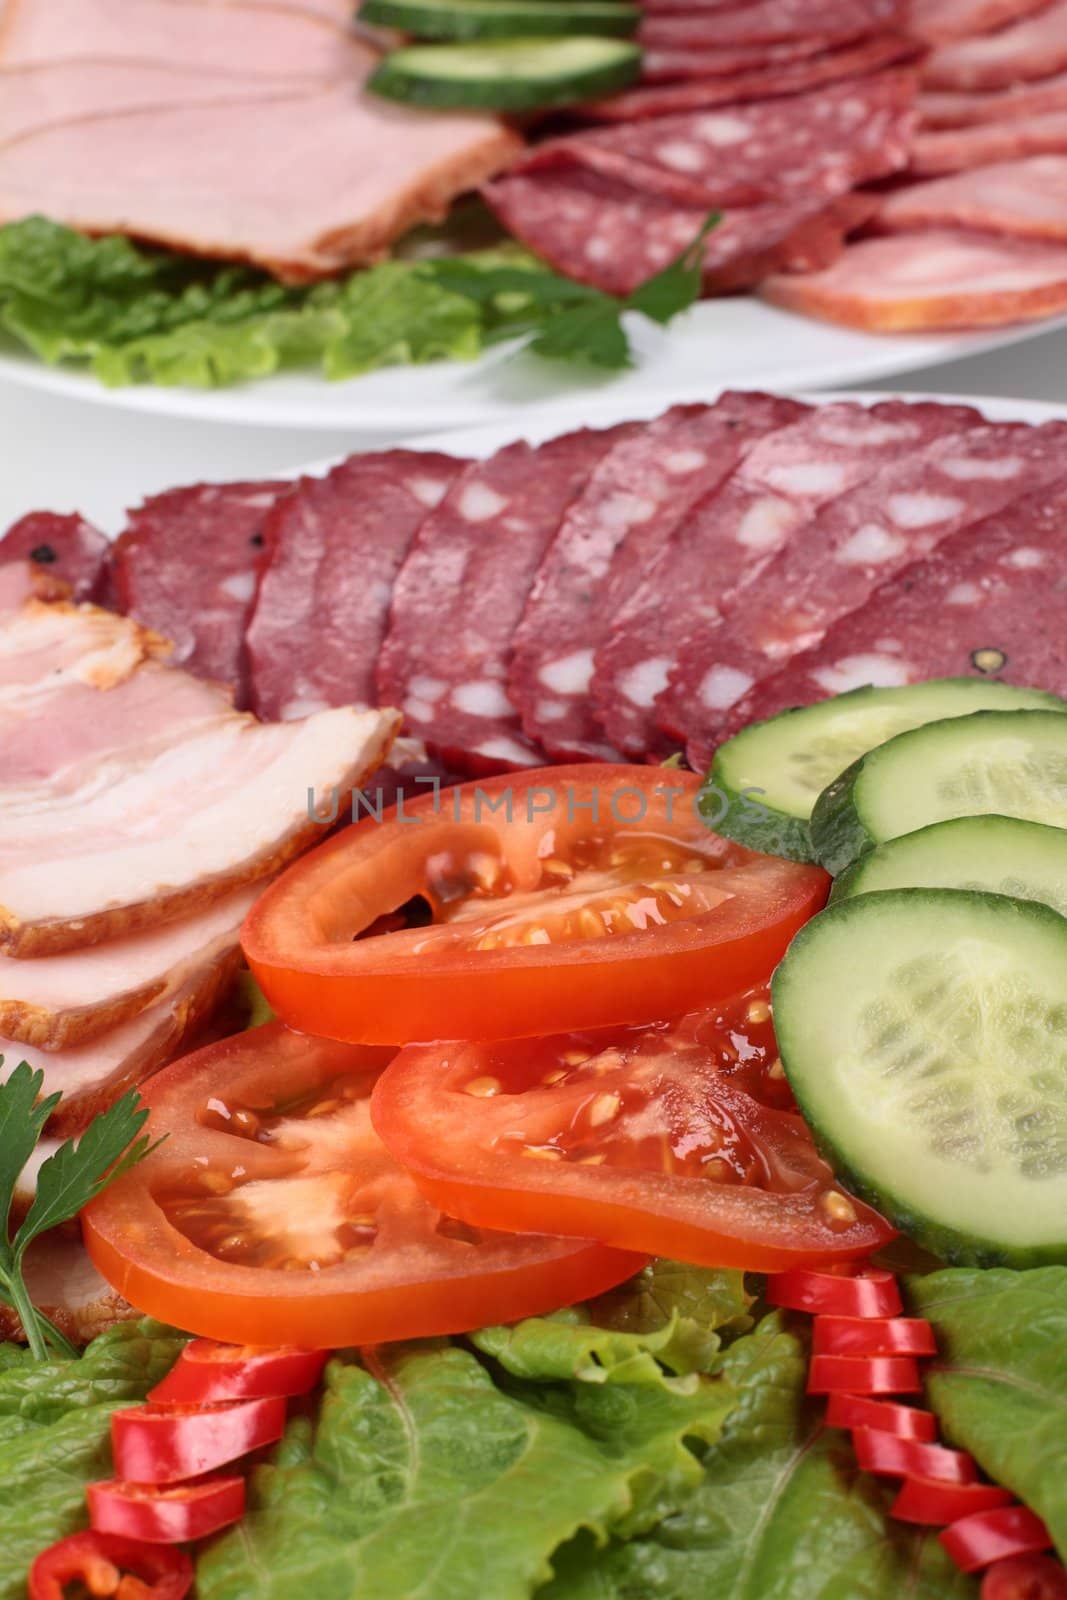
[4,302,1067,432]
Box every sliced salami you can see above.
[906,0,1053,45]
[0,512,109,601]
[508,396,805,763]
[641,37,834,83]
[585,35,917,120]
[246,450,463,724]
[673,419,1067,768]
[912,111,1067,172]
[762,229,1067,330]
[876,156,1067,239]
[919,70,1067,126]
[376,426,631,773]
[921,0,1067,88]
[719,471,1067,736]
[113,480,286,706]
[638,0,904,38]
[599,399,977,759]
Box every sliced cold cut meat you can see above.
[598,399,977,759]
[906,0,1054,44]
[247,450,465,723]
[638,0,904,39]
[875,156,1067,239]
[0,601,166,712]
[0,512,109,601]
[641,36,836,82]
[673,419,1067,767]
[762,228,1067,329]
[721,471,1067,736]
[912,111,1067,171]
[508,396,805,762]
[377,426,632,772]
[113,480,286,706]
[919,70,1067,124]
[0,563,67,614]
[921,0,1067,88]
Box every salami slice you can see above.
[246,451,463,724]
[672,419,1067,768]
[113,480,286,706]
[921,0,1067,88]
[719,471,1067,737]
[508,396,805,763]
[876,156,1067,239]
[912,111,1067,172]
[598,399,978,759]
[638,0,904,36]
[376,426,631,773]
[0,512,109,601]
[762,229,1067,330]
[906,0,1053,45]
[641,37,834,83]
[919,70,1067,126]
[585,35,917,120]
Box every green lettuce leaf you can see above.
[908,1266,1067,1561]
[0,1319,185,1599]
[197,1336,739,1600]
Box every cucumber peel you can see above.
[361,0,640,40]
[368,36,641,110]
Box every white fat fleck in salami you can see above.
[694,114,751,144]
[699,664,756,711]
[762,461,852,496]
[512,396,804,764]
[736,497,797,551]
[672,416,1067,768]
[939,452,1024,479]
[377,424,632,775]
[409,477,451,508]
[618,657,672,709]
[219,572,257,603]
[246,452,465,724]
[719,466,1067,739]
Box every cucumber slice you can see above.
[703,679,1065,863]
[832,815,1067,918]
[812,709,1067,875]
[361,0,640,40]
[772,889,1067,1266]
[368,36,641,109]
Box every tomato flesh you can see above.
[892,1476,1015,1527]
[242,767,829,1044]
[982,1556,1067,1599]
[87,1477,246,1543]
[942,1508,1054,1574]
[149,1342,326,1405]
[111,1397,286,1484]
[29,1533,192,1600]
[84,1023,643,1347]
[370,987,894,1273]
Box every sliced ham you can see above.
[638,0,905,41]
[113,480,287,706]
[912,111,1067,171]
[0,562,68,614]
[876,156,1067,239]
[0,1231,136,1346]
[921,0,1067,88]
[907,0,1053,44]
[0,882,256,1050]
[0,699,398,954]
[919,70,1067,125]
[762,228,1067,329]
[376,426,632,772]
[0,513,109,601]
[0,601,167,711]
[247,451,466,724]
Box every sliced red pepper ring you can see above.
[942,1507,1054,1573]
[853,1427,977,1484]
[111,1396,286,1485]
[29,1532,192,1600]
[149,1342,327,1405]
[766,1267,902,1318]
[825,1394,939,1441]
[892,1475,1016,1527]
[87,1476,246,1543]
[813,1314,937,1358]
[807,1353,922,1395]
[981,1554,1067,1599]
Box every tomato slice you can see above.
[87,1477,246,1543]
[370,988,894,1273]
[149,1342,327,1405]
[812,1315,937,1357]
[111,1397,286,1484]
[851,1427,977,1485]
[29,1533,192,1600]
[892,1476,1016,1527]
[982,1556,1067,1599]
[242,766,829,1044]
[825,1394,938,1441]
[807,1354,923,1395]
[84,1023,643,1347]
[766,1267,903,1318]
[942,1508,1054,1574]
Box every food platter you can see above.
[3,305,1067,432]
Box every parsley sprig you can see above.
[0,1060,156,1360]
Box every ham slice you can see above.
[876,156,1067,238]
[0,563,68,615]
[762,228,1067,328]
[907,0,1053,44]
[912,111,1067,171]
[921,0,1067,88]
[919,70,1067,124]
[0,513,109,601]
[0,883,256,1050]
[0,1231,136,1346]
[0,602,167,711]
